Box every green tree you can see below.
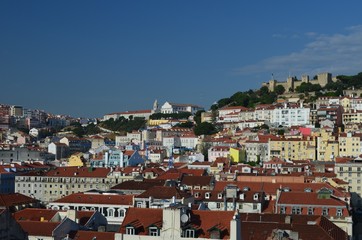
[274,85,286,95]
[175,121,194,128]
[258,86,269,96]
[194,122,218,136]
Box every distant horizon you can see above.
[1,69,359,119]
[2,1,362,118]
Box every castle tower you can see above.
[317,72,332,87]
[287,77,294,91]
[268,80,277,92]
[302,75,309,83]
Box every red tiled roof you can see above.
[43,166,111,178]
[190,210,234,239]
[70,230,115,240]
[119,208,163,235]
[106,109,152,116]
[213,181,349,199]
[111,179,165,191]
[240,214,348,240]
[13,208,58,221]
[53,193,134,205]
[277,191,347,207]
[181,176,213,187]
[136,186,191,199]
[0,193,37,207]
[18,221,59,236]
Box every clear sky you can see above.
[1,1,362,118]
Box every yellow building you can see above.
[269,136,316,161]
[229,147,242,163]
[342,110,362,125]
[316,128,339,161]
[67,153,85,167]
[148,119,170,126]
[338,132,361,157]
[340,97,352,111]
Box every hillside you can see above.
[211,72,362,110]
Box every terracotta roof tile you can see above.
[70,230,115,240]
[0,193,37,207]
[136,186,191,199]
[119,208,163,235]
[53,192,134,205]
[18,221,59,236]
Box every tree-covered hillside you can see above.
[211,72,362,110]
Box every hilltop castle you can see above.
[262,72,337,92]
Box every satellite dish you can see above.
[181,214,189,223]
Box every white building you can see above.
[208,146,230,162]
[272,104,310,127]
[160,102,203,115]
[180,134,198,149]
[103,110,153,121]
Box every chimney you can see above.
[230,211,241,240]
[285,215,292,224]
[104,152,109,166]
[66,209,76,222]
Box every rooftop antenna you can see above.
[168,147,174,169]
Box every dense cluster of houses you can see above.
[2,94,362,239]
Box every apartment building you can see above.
[15,166,116,203]
[269,136,317,161]
[335,157,362,210]
[316,127,339,161]
[48,191,134,227]
[271,103,310,127]
[275,189,352,237]
[338,132,362,157]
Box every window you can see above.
[336,208,343,217]
[205,192,210,199]
[107,208,115,217]
[183,229,195,238]
[280,207,286,214]
[253,203,258,210]
[136,202,142,208]
[216,203,221,209]
[126,227,135,235]
[308,207,314,215]
[149,227,159,236]
[291,206,301,214]
[119,209,125,217]
[322,208,328,216]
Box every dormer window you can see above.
[283,187,290,192]
[253,193,259,200]
[304,188,312,193]
[205,192,210,199]
[126,226,135,235]
[322,207,329,216]
[195,192,200,198]
[217,193,223,199]
[336,208,343,217]
[239,193,244,200]
[308,207,314,215]
[149,227,160,236]
[183,229,195,238]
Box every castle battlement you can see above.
[263,72,334,92]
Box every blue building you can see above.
[0,168,15,193]
[90,149,144,168]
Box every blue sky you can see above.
[1,1,362,118]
